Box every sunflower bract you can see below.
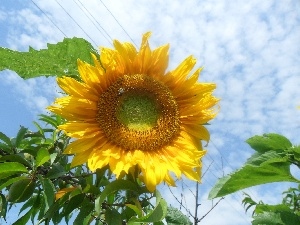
[48,32,219,192]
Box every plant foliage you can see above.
[209,133,300,224]
[0,37,98,79]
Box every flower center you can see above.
[97,74,180,151]
[116,93,159,131]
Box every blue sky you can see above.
[1,0,300,224]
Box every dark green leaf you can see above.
[208,162,299,199]
[43,200,61,220]
[45,163,66,179]
[246,133,292,153]
[73,199,94,225]
[105,207,123,225]
[0,37,98,79]
[39,176,55,210]
[128,190,167,224]
[95,180,142,214]
[19,195,37,216]
[0,176,28,190]
[15,126,28,148]
[0,162,28,179]
[0,193,7,220]
[8,178,35,203]
[12,208,33,225]
[62,193,85,217]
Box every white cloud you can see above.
[0,71,60,114]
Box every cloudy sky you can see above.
[1,0,300,224]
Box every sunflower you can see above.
[48,32,218,191]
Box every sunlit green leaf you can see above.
[0,37,97,79]
[246,150,288,166]
[0,162,28,179]
[0,132,12,146]
[246,133,292,153]
[252,211,283,225]
[126,204,143,218]
[32,121,45,136]
[36,148,50,167]
[38,114,61,128]
[208,162,299,199]
[165,206,192,225]
[49,153,58,164]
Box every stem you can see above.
[194,181,200,225]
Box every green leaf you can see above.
[0,162,28,179]
[45,163,66,179]
[73,199,94,225]
[0,37,98,79]
[0,176,28,190]
[32,121,45,136]
[208,162,299,199]
[36,148,50,167]
[0,193,7,220]
[12,208,33,225]
[49,153,58,164]
[0,142,11,153]
[246,133,292,153]
[38,114,61,128]
[128,190,167,224]
[43,200,61,220]
[165,206,192,225]
[0,154,32,167]
[95,180,142,214]
[8,178,35,203]
[15,126,28,148]
[246,151,288,166]
[0,132,12,146]
[126,204,143,218]
[62,193,85,217]
[288,145,300,161]
[105,207,123,225]
[19,195,37,216]
[252,211,284,225]
[38,176,55,210]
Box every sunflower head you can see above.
[48,32,219,191]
